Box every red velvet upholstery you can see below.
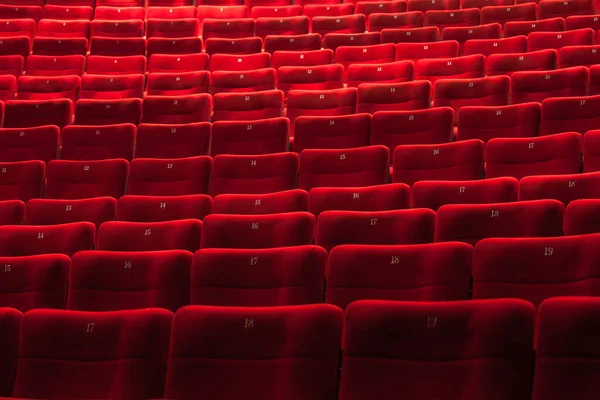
[26,197,117,227]
[0,222,95,256]
[117,194,212,222]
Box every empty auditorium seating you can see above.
[12,308,173,399]
[117,194,212,222]
[74,98,142,126]
[43,5,93,19]
[312,14,366,36]
[584,129,600,172]
[164,305,343,400]
[302,3,354,19]
[271,49,333,69]
[0,75,15,101]
[32,37,89,56]
[0,254,68,312]
[504,17,565,38]
[298,146,389,190]
[463,35,528,56]
[441,23,501,54]
[4,99,72,129]
[210,152,299,196]
[293,113,371,153]
[28,192,113,226]
[0,160,45,201]
[356,81,431,113]
[45,159,128,199]
[457,102,541,143]
[196,5,247,23]
[0,307,21,395]
[346,60,414,87]
[201,212,315,248]
[25,54,85,76]
[37,19,90,38]
[434,75,511,123]
[480,3,537,26]
[0,199,24,225]
[209,52,270,72]
[560,45,600,68]
[142,94,212,124]
[90,19,145,38]
[326,242,472,309]
[393,139,485,185]
[210,68,277,94]
[435,199,565,244]
[323,32,381,50]
[68,250,192,311]
[396,40,459,63]
[191,245,324,306]
[277,64,344,95]
[424,8,481,31]
[286,87,357,131]
[355,1,407,17]
[212,90,283,122]
[316,208,436,251]
[148,53,209,73]
[338,299,535,400]
[264,33,320,53]
[90,37,145,57]
[201,18,255,39]
[511,66,589,104]
[532,297,600,399]
[146,71,209,96]
[16,75,80,102]
[146,18,199,38]
[368,11,424,32]
[540,95,600,135]
[385,26,441,43]
[486,49,558,77]
[474,235,600,307]
[0,55,24,77]
[528,28,595,52]
[308,183,410,216]
[0,18,35,38]
[212,189,307,214]
[86,55,146,75]
[0,37,30,58]
[0,222,95,256]
[255,16,309,38]
[60,123,135,161]
[370,108,454,153]
[211,117,288,156]
[540,0,594,18]
[147,37,202,56]
[564,198,600,234]
[129,156,212,196]
[335,43,396,74]
[519,172,600,205]
[407,0,460,11]
[0,125,59,163]
[96,219,203,252]
[206,36,263,55]
[93,6,145,19]
[412,177,519,209]
[486,132,582,179]
[80,74,144,100]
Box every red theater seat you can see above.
[255,16,309,38]
[67,250,192,312]
[560,45,600,68]
[424,8,481,31]
[519,172,600,205]
[37,19,90,38]
[277,64,344,95]
[146,18,199,38]
[16,75,80,102]
[368,11,424,32]
[45,159,129,199]
[0,125,59,163]
[142,94,212,124]
[191,246,325,306]
[26,54,85,76]
[473,236,600,307]
[86,55,146,75]
[0,37,32,58]
[93,6,145,20]
[32,37,88,56]
[117,194,212,222]
[0,5,42,21]
[201,212,315,248]
[381,26,440,43]
[302,3,354,19]
[370,108,454,153]
[211,117,289,156]
[0,19,35,39]
[212,189,308,214]
[147,6,196,19]
[346,60,414,87]
[0,55,24,77]
[205,37,262,55]
[504,17,565,37]
[338,299,534,400]
[96,219,202,252]
[441,23,501,54]
[90,19,144,38]
[412,177,519,209]
[271,49,333,69]
[312,14,366,36]
[565,13,600,29]
[146,37,202,56]
[164,305,343,400]
[0,222,95,256]
[196,5,247,23]
[148,53,209,73]
[326,242,472,309]
[564,198,600,234]
[457,102,541,143]
[416,54,485,86]
[0,75,16,101]
[392,139,485,185]
[80,74,144,99]
[533,297,600,400]
[212,90,283,122]
[0,160,44,201]
[133,123,211,159]
[146,71,210,96]
[0,199,24,225]
[210,152,299,196]
[480,3,538,26]
[464,35,528,56]
[435,199,565,245]
[4,99,72,129]
[395,40,459,63]
[209,52,270,72]
[292,113,371,153]
[74,98,142,125]
[201,18,255,39]
[584,129,600,172]
[286,87,357,131]
[128,156,212,196]
[322,32,380,51]
[539,0,593,18]
[356,80,431,114]
[25,197,117,227]
[0,255,68,312]
[263,33,320,52]
[89,37,145,56]
[209,68,277,94]
[528,28,594,52]
[298,146,389,190]
[486,49,558,77]
[355,1,407,17]
[541,95,600,135]
[316,208,436,251]
[60,124,135,161]
[486,132,582,179]
[43,4,93,19]
[335,43,396,74]
[12,308,172,399]
[407,0,460,11]
[308,183,410,216]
